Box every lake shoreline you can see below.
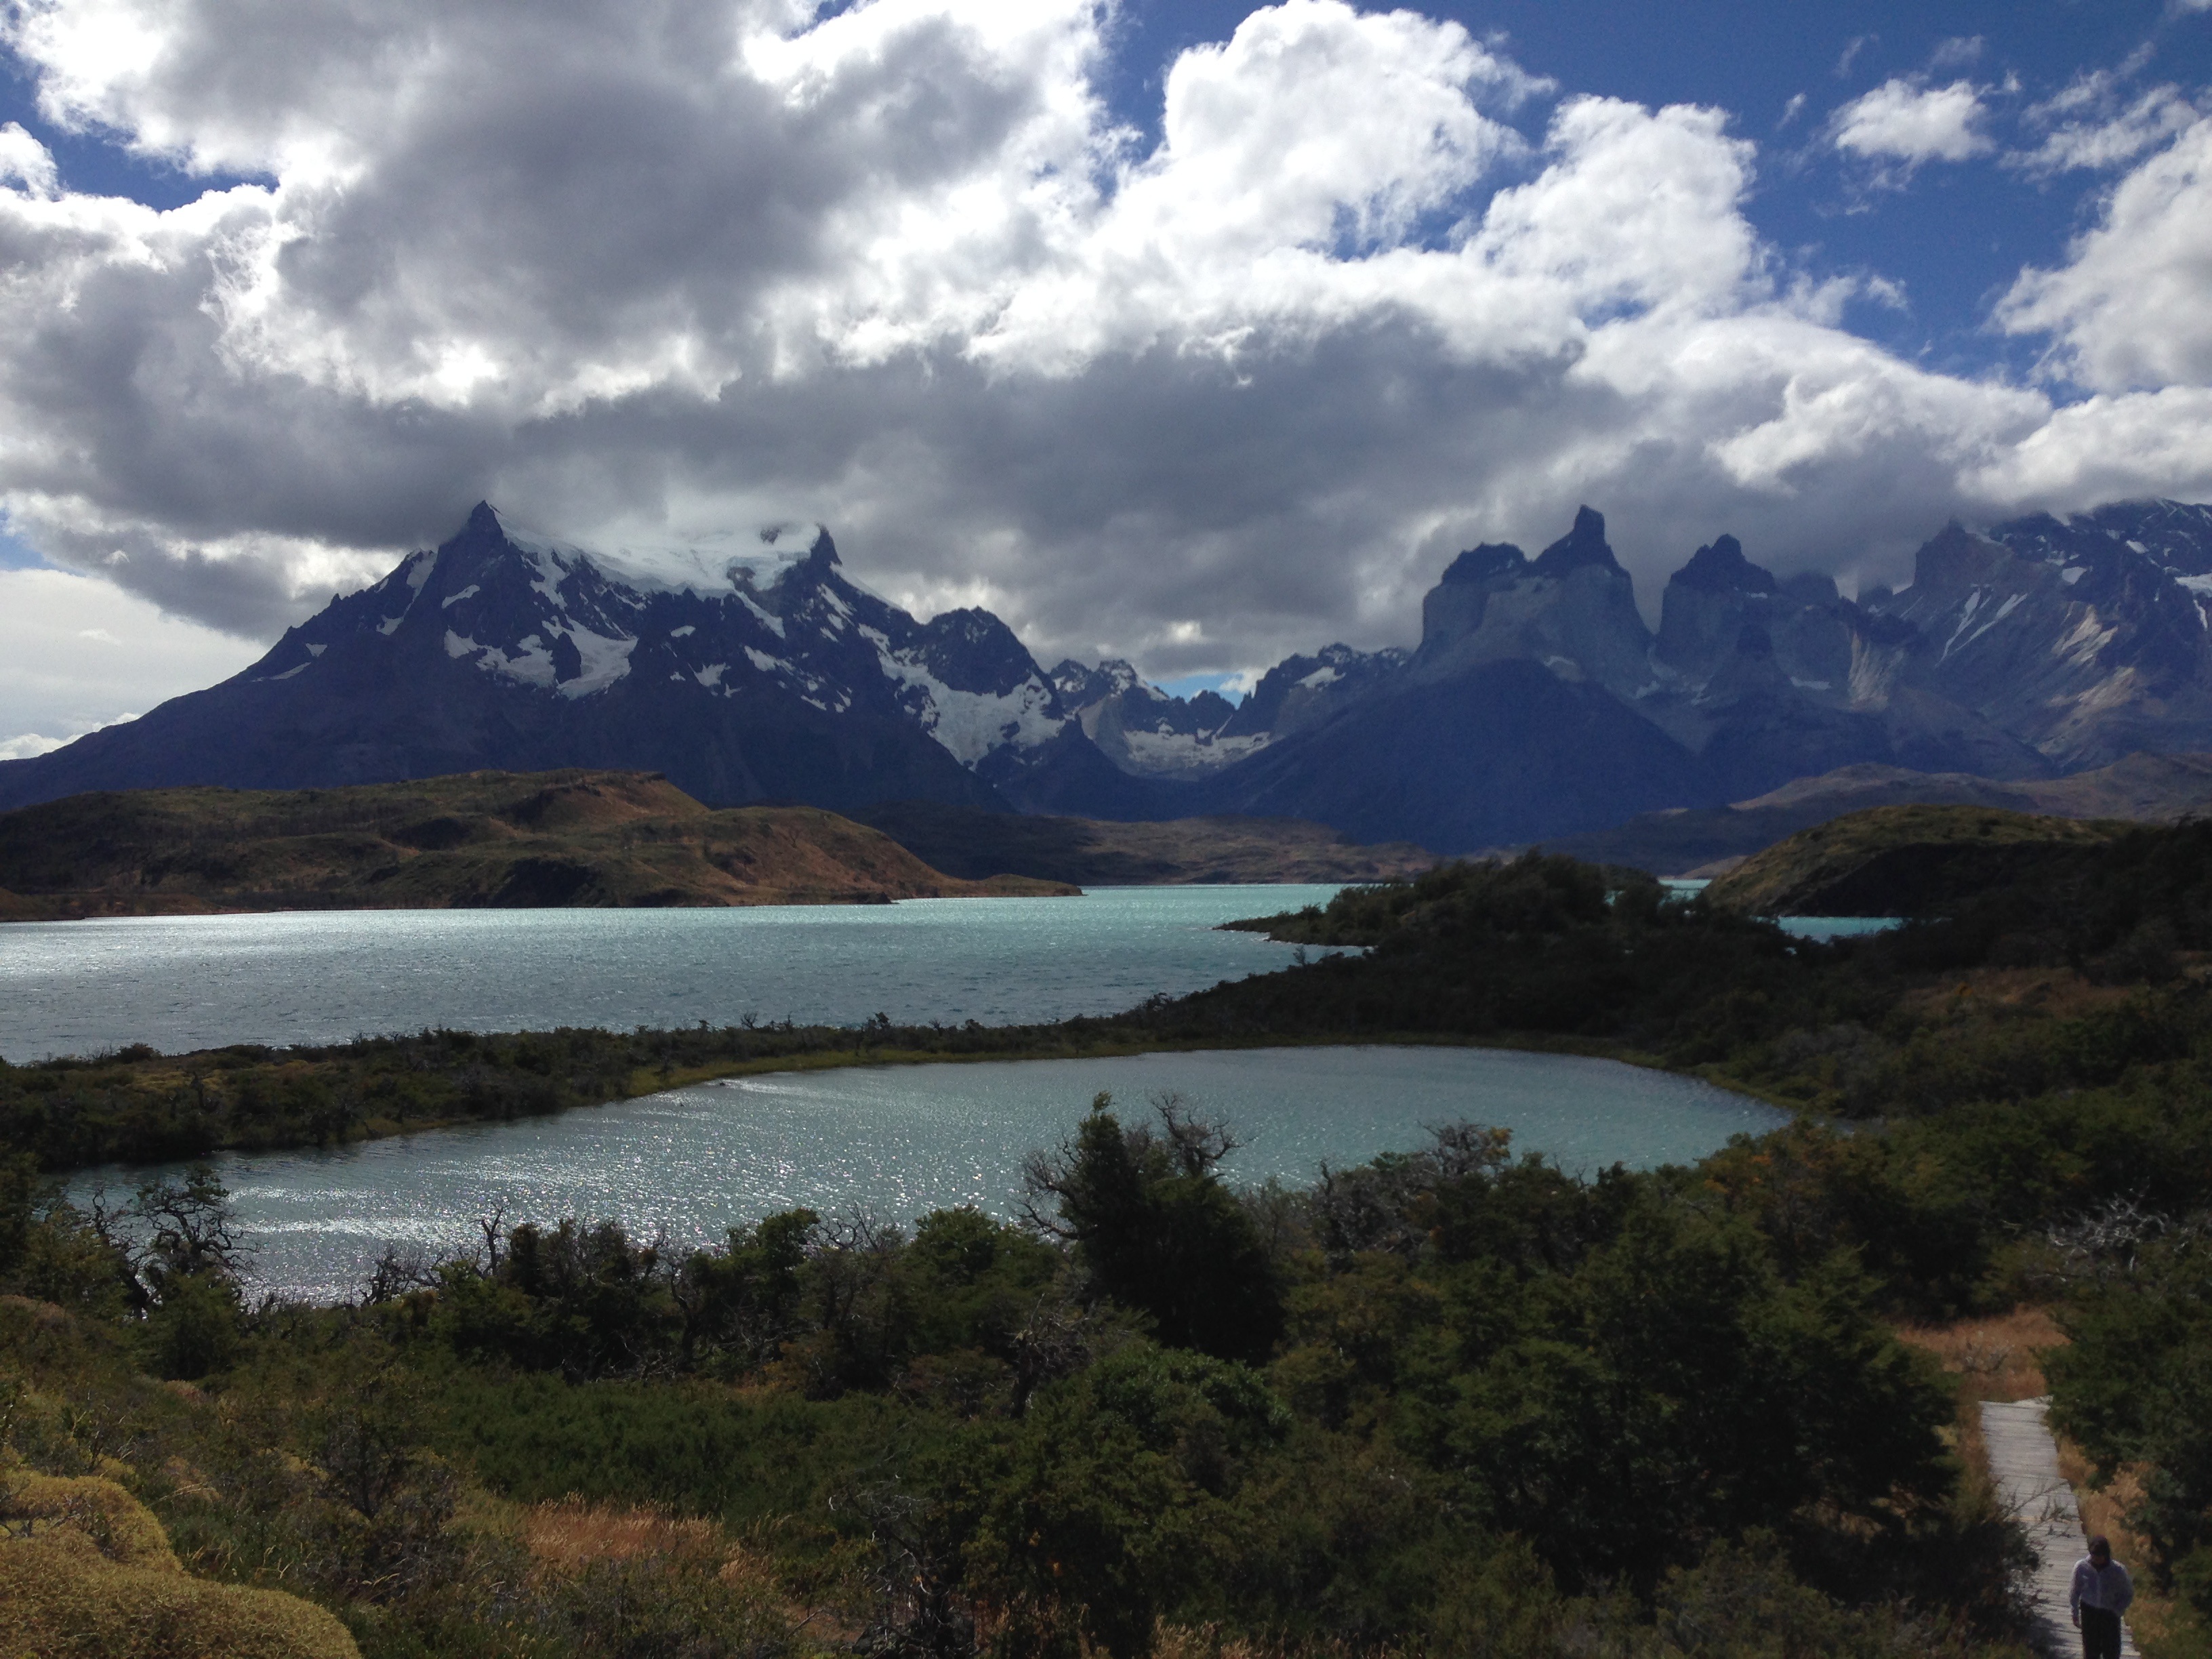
[9,1019,1782,1179]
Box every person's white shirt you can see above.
[2071,1553,2133,1618]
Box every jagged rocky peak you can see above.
[1050,655,1266,781]
[907,609,1054,700]
[1651,532,1867,700]
[1672,534,1774,596]
[1437,541,1528,584]
[1893,522,2018,602]
[1049,657,1149,707]
[1045,638,1416,783]
[238,500,1088,785]
[249,501,653,700]
[1414,505,1652,699]
[1531,504,1622,577]
[1853,498,2212,769]
[1223,642,1408,742]
[1980,498,2212,579]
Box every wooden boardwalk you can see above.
[1981,1397,2139,1658]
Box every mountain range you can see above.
[5,497,2211,852]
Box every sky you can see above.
[1,0,2210,749]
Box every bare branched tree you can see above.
[475,1202,509,1275]
[833,1477,975,1659]
[2041,1194,2209,1288]
[361,1244,440,1305]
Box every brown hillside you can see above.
[0,771,1073,920]
[1702,804,2122,917]
[1544,750,2212,877]
[856,800,1435,885]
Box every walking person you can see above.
[2071,1534,2133,1659]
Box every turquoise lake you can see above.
[0,885,1341,1060]
[77,1044,1782,1303]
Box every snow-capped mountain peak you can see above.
[241,503,1091,780]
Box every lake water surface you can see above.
[0,886,1341,1060]
[79,1045,1784,1303]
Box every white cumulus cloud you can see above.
[2013,61,2201,175]
[1830,77,1994,169]
[1999,118,2212,391]
[0,121,58,195]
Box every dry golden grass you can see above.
[1151,1624,1277,1659]
[1893,965,2137,1025]
[1895,1305,2066,1403]
[520,1494,722,1569]
[518,1496,823,1630]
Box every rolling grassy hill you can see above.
[855,798,1435,885]
[1701,804,2124,917]
[0,770,1073,919]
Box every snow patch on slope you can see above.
[560,629,636,698]
[867,638,1065,766]
[1120,729,1272,773]
[447,629,556,689]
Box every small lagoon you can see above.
[75,1045,1783,1303]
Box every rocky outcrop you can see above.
[1411,507,1656,701]
[1863,502,2212,767]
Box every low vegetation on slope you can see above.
[1542,750,2212,877]
[1,1104,2034,1659]
[1700,804,2123,916]
[0,770,1070,920]
[856,800,1436,885]
[10,822,2212,1654]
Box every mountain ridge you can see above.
[5,496,2212,852]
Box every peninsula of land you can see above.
[0,770,1073,920]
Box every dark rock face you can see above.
[1862,501,2212,766]
[1410,508,1654,702]
[1191,659,1706,853]
[1218,644,1410,741]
